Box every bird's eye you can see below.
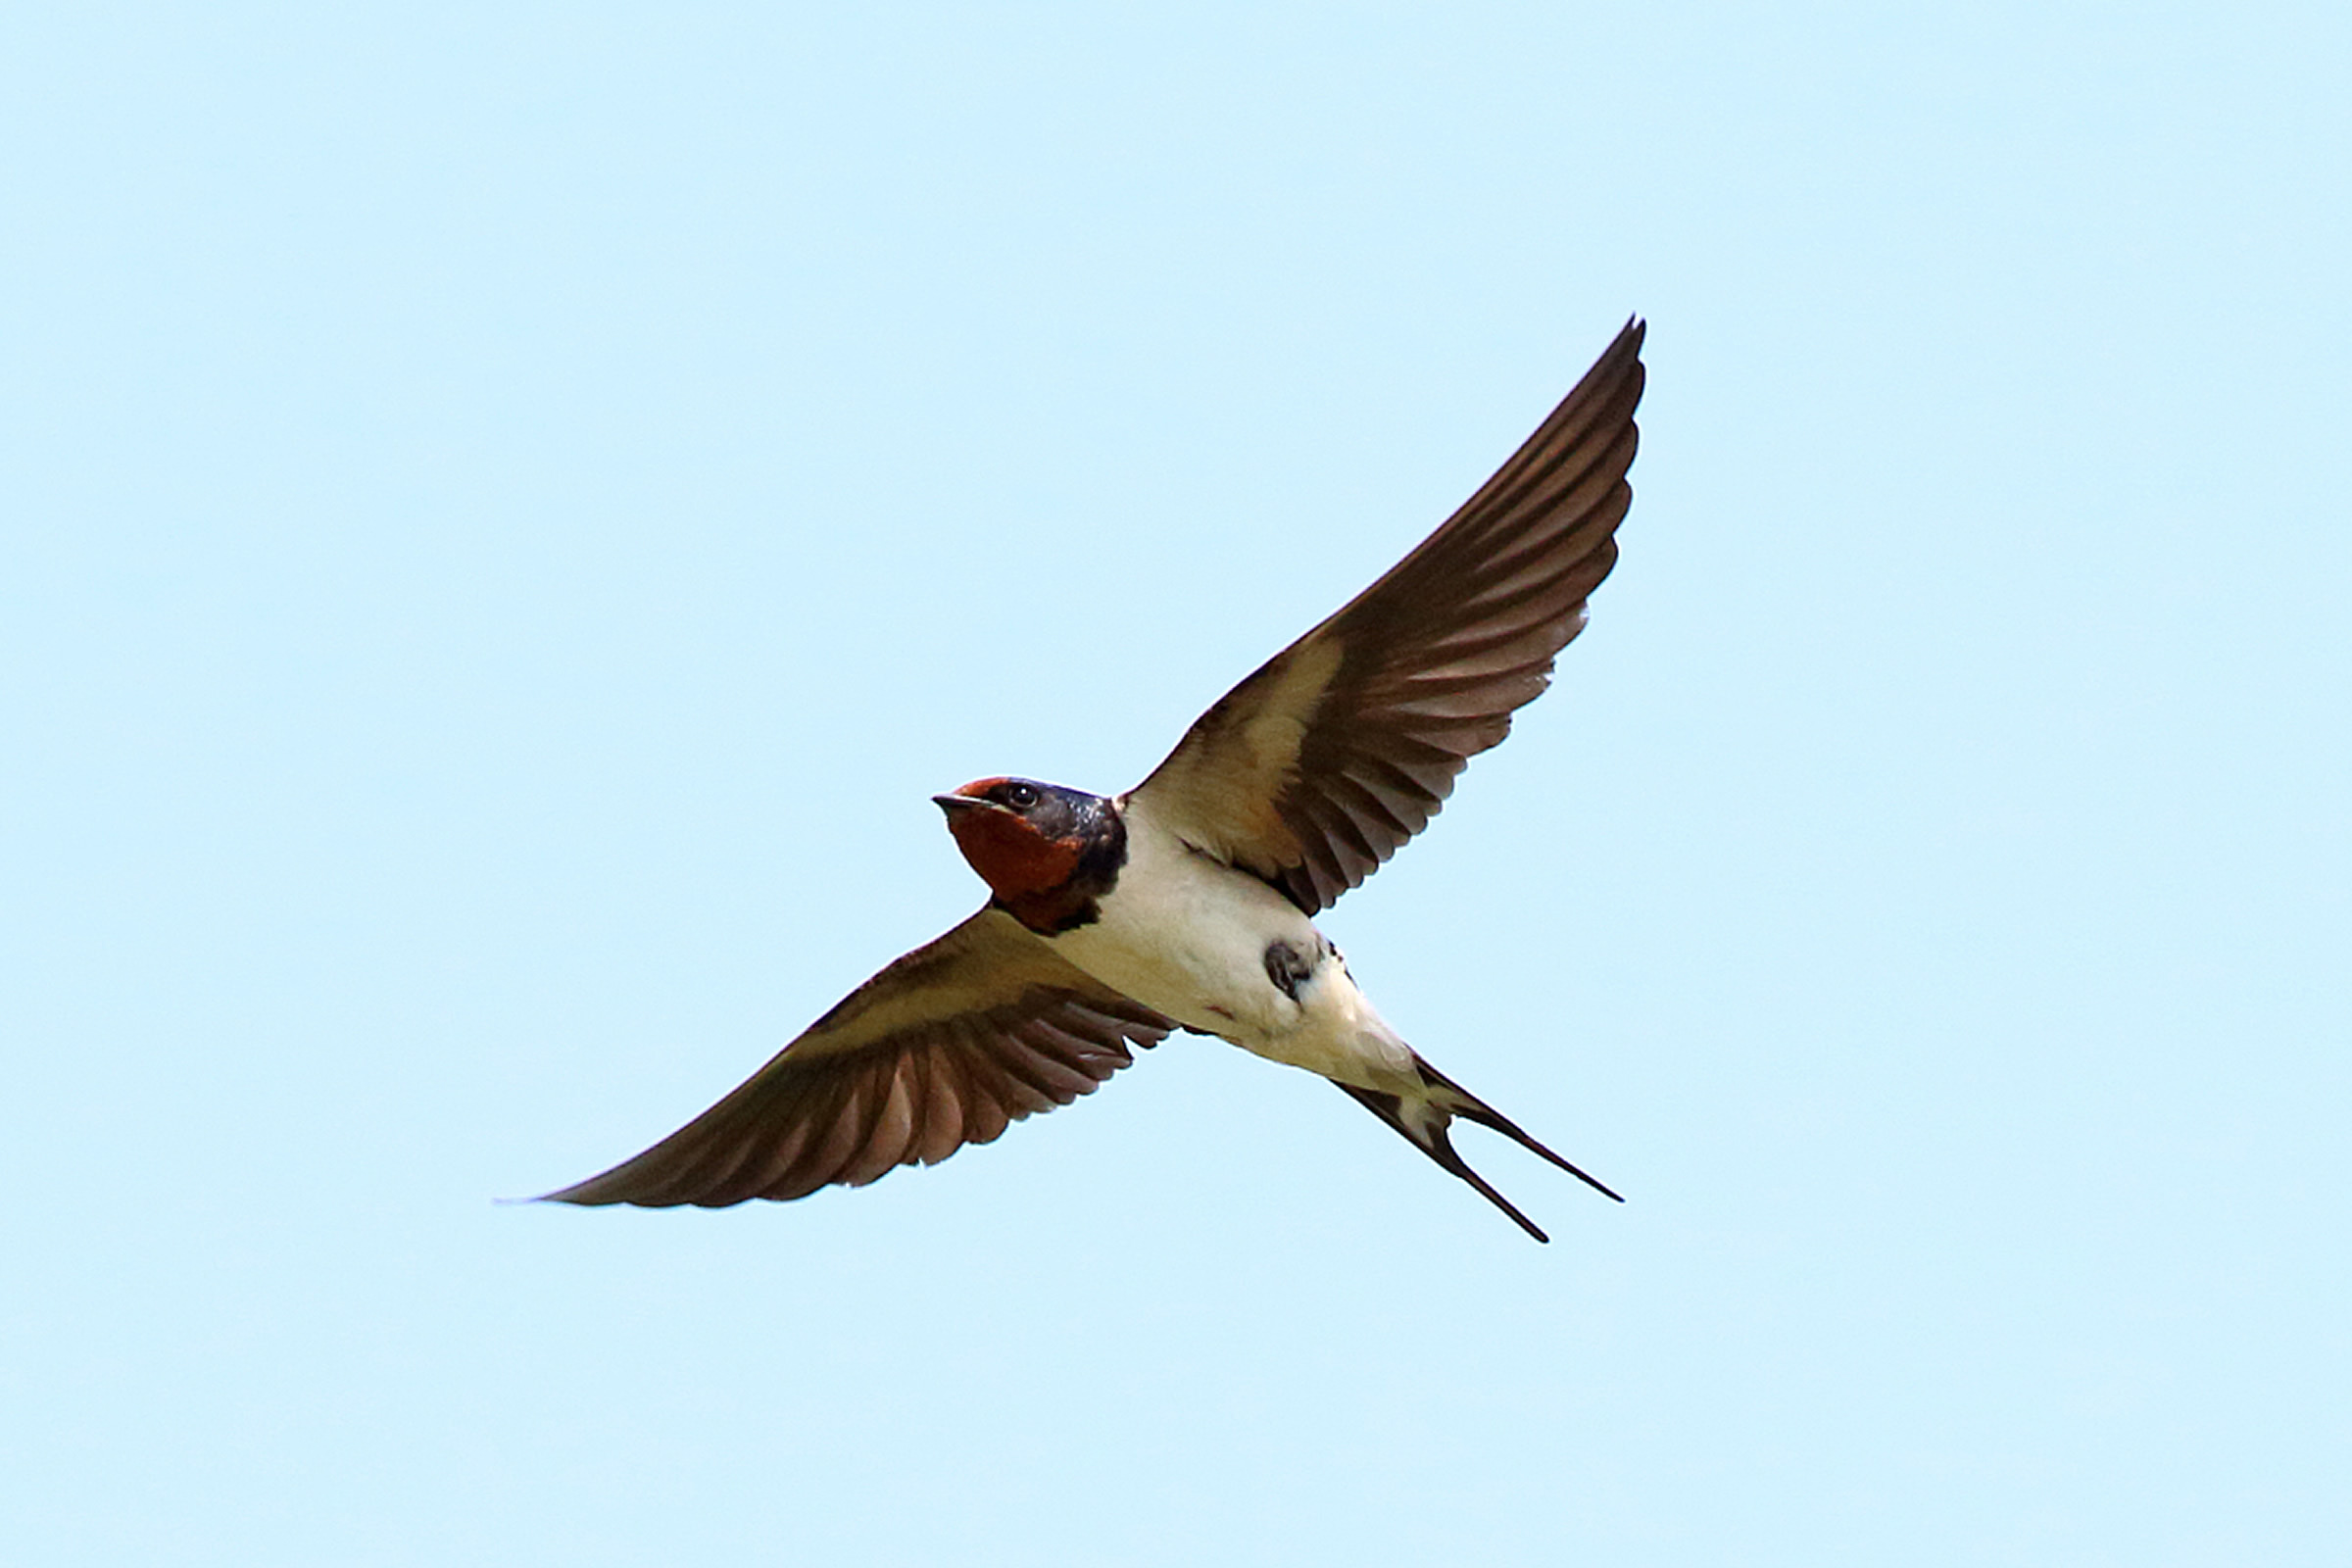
[1002,783,1040,809]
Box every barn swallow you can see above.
[545,318,1645,1241]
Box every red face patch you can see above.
[944,800,1082,900]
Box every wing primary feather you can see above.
[842,1056,920,1187]
[1129,320,1644,915]
[733,1088,828,1200]
[955,1045,1017,1148]
[540,910,1169,1210]
[790,1068,880,1198]
[912,1042,968,1165]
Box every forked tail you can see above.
[1337,1053,1622,1244]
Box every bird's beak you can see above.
[933,793,995,815]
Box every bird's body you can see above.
[1049,789,1408,1089]
[545,318,1648,1241]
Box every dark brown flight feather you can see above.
[1337,1052,1624,1244]
[1131,318,1645,913]
[543,908,1173,1207]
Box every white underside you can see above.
[1047,794,1418,1092]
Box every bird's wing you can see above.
[542,907,1175,1207]
[1128,318,1645,914]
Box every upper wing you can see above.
[542,907,1175,1207]
[1129,318,1645,913]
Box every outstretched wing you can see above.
[1129,318,1645,914]
[543,907,1175,1207]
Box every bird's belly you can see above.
[1052,860,1296,1035]
[1048,845,1410,1087]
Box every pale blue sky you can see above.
[4,4,2346,1564]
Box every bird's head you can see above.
[932,777,1116,903]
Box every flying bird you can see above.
[546,318,1646,1241]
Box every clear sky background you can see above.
[5,4,2346,1564]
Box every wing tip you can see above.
[530,1171,647,1207]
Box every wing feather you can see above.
[1130,319,1645,913]
[911,1043,968,1166]
[541,907,1174,1208]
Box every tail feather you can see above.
[1335,1054,1622,1244]
[1337,1081,1551,1241]
[1413,1057,1625,1204]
